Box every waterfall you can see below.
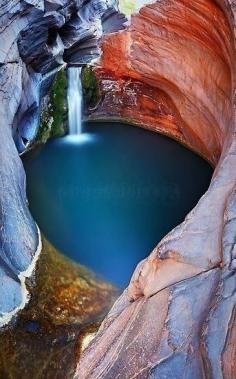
[67,67,83,135]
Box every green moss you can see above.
[81,66,100,109]
[37,69,68,144]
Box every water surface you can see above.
[23,122,213,286]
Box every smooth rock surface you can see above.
[77,1,236,377]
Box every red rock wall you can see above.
[91,0,234,165]
[77,1,236,378]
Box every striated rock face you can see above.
[77,1,236,378]
[0,0,125,328]
[86,70,193,155]
[88,0,233,165]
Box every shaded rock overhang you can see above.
[76,1,236,378]
[0,0,126,328]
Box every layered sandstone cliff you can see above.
[77,1,236,378]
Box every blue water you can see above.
[23,122,213,287]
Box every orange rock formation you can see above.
[77,1,236,377]
[91,0,234,165]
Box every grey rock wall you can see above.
[0,0,125,327]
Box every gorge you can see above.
[0,0,235,378]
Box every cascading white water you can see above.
[67,67,83,135]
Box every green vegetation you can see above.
[81,66,100,109]
[36,65,100,145]
[119,0,136,16]
[37,69,67,144]
[119,0,152,16]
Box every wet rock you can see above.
[36,69,68,144]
